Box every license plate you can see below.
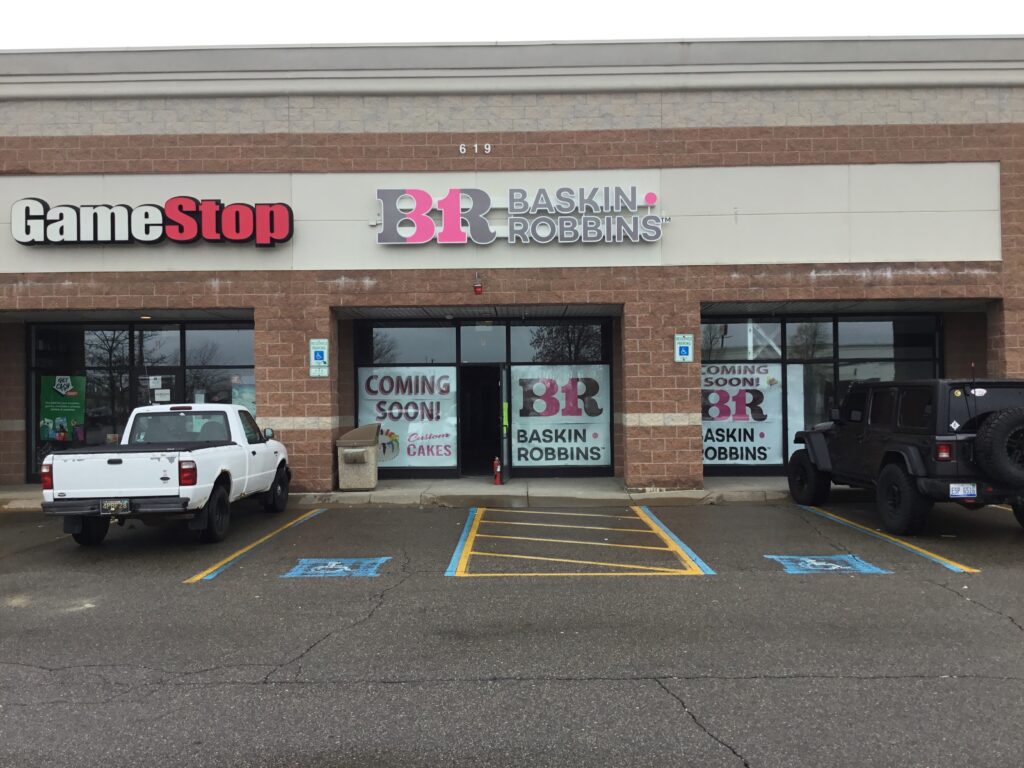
[101,499,129,514]
[949,483,977,499]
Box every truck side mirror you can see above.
[263,427,275,440]
[830,408,842,422]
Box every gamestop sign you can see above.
[701,363,783,465]
[512,365,611,467]
[377,185,665,246]
[11,197,293,247]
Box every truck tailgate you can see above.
[51,451,180,499]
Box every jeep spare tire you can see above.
[974,407,1024,485]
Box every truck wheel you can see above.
[975,407,1024,485]
[201,486,231,543]
[1010,498,1024,530]
[876,463,933,535]
[71,517,110,546]
[787,449,831,505]
[263,465,290,514]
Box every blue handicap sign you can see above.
[764,554,890,574]
[678,345,690,357]
[281,557,390,578]
[313,350,326,361]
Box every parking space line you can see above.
[632,506,717,575]
[445,507,483,577]
[473,552,690,573]
[798,505,981,574]
[475,533,674,552]
[480,520,656,533]
[183,507,330,584]
[482,508,640,520]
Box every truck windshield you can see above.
[128,412,232,444]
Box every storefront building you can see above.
[0,38,1020,490]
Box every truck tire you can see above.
[72,516,110,546]
[1011,498,1024,530]
[263,465,289,514]
[787,449,831,505]
[974,407,1024,485]
[201,485,231,543]
[876,463,933,535]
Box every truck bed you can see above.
[48,441,236,455]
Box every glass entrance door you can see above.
[136,371,184,407]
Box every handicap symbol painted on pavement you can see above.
[764,554,891,574]
[281,557,391,578]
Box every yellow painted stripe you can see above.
[454,505,486,577]
[482,507,639,520]
[630,505,704,573]
[183,507,329,584]
[995,504,1014,512]
[807,505,981,574]
[473,551,689,573]
[480,520,655,534]
[461,571,698,578]
[475,533,674,552]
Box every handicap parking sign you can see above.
[764,554,890,574]
[313,350,325,361]
[281,557,391,578]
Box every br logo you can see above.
[518,378,603,417]
[376,188,496,245]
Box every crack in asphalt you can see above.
[793,507,853,554]
[262,550,413,683]
[655,678,752,767]
[925,578,1024,634]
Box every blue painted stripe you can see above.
[797,504,968,573]
[640,505,716,575]
[201,507,330,581]
[445,507,478,577]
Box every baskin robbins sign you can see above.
[376,185,667,245]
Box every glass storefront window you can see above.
[837,360,936,401]
[371,327,455,364]
[786,320,833,359]
[186,327,254,366]
[136,325,181,366]
[510,324,603,363]
[701,362,784,465]
[701,320,782,361]
[460,324,506,363]
[186,368,256,414]
[785,363,834,458]
[838,317,936,360]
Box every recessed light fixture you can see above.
[140,315,152,320]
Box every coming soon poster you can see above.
[701,363,783,465]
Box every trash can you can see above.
[337,423,382,491]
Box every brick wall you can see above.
[1,123,1022,488]
[0,323,25,484]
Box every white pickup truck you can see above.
[41,404,290,546]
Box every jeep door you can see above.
[830,388,870,482]
[862,387,898,481]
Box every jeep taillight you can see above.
[936,443,953,461]
[40,462,53,490]
[179,460,197,486]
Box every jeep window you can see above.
[868,388,896,427]
[898,387,933,431]
[842,390,867,423]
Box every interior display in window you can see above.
[511,364,611,467]
[38,375,86,443]
[358,366,458,467]
[701,363,784,465]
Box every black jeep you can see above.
[788,379,1024,534]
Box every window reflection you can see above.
[511,324,602,363]
[701,321,782,361]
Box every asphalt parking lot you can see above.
[2,492,1023,767]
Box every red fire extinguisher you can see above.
[492,456,503,485]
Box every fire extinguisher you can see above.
[492,456,503,485]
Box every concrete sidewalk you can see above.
[1,476,790,512]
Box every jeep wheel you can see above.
[1010,498,1024,530]
[787,449,831,505]
[876,463,933,535]
[72,516,110,546]
[201,485,231,543]
[975,407,1024,485]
